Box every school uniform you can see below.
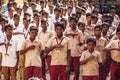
[64,28,83,80]
[106,39,120,80]
[93,36,108,80]
[46,36,71,80]
[37,30,54,78]
[0,35,18,80]
[80,50,102,80]
[20,38,43,80]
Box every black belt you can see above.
[112,60,120,65]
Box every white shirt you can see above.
[0,36,18,67]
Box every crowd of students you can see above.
[0,0,120,80]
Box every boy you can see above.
[64,16,83,80]
[44,22,71,80]
[104,26,120,80]
[78,22,89,53]
[93,25,108,80]
[19,26,43,80]
[0,24,19,80]
[80,38,102,80]
[85,13,94,37]
[37,19,54,79]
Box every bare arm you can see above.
[18,45,36,55]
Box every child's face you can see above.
[41,21,47,30]
[102,25,109,33]
[94,28,101,36]
[116,32,120,40]
[5,27,13,36]
[29,30,38,39]
[87,42,95,52]
[86,16,92,22]
[14,16,20,23]
[55,26,64,36]
[92,18,98,24]
[70,19,77,27]
[79,25,85,32]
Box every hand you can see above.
[41,53,47,60]
[86,55,95,61]
[54,44,64,48]
[64,66,70,74]
[15,65,18,72]
[28,45,36,50]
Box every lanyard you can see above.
[4,38,9,55]
[23,29,29,39]
[55,37,64,45]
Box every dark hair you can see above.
[102,22,109,28]
[55,22,65,29]
[94,25,102,30]
[78,22,85,27]
[29,26,38,32]
[69,16,78,22]
[41,19,47,23]
[86,13,93,18]
[14,14,19,18]
[87,38,96,46]
[4,24,13,32]
[116,26,120,33]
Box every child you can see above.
[78,22,89,53]
[80,38,102,80]
[44,22,71,80]
[0,24,19,80]
[104,26,120,80]
[19,26,43,80]
[64,16,83,80]
[85,13,94,37]
[37,19,54,79]
[93,25,108,80]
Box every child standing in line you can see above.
[44,22,71,80]
[0,24,19,80]
[19,26,43,80]
[80,38,102,80]
[93,25,108,80]
[104,26,120,80]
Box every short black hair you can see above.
[29,26,38,32]
[4,24,13,32]
[69,16,78,22]
[116,26,120,33]
[14,14,19,18]
[94,25,102,30]
[86,13,93,18]
[78,22,85,27]
[87,38,96,46]
[102,22,109,28]
[55,22,65,29]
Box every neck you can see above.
[6,35,12,41]
[42,29,47,33]
[102,32,107,36]
[96,35,101,40]
[87,22,91,26]
[89,49,94,53]
[30,37,35,42]
[57,34,63,39]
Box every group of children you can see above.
[0,0,120,80]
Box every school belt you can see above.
[112,60,120,65]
